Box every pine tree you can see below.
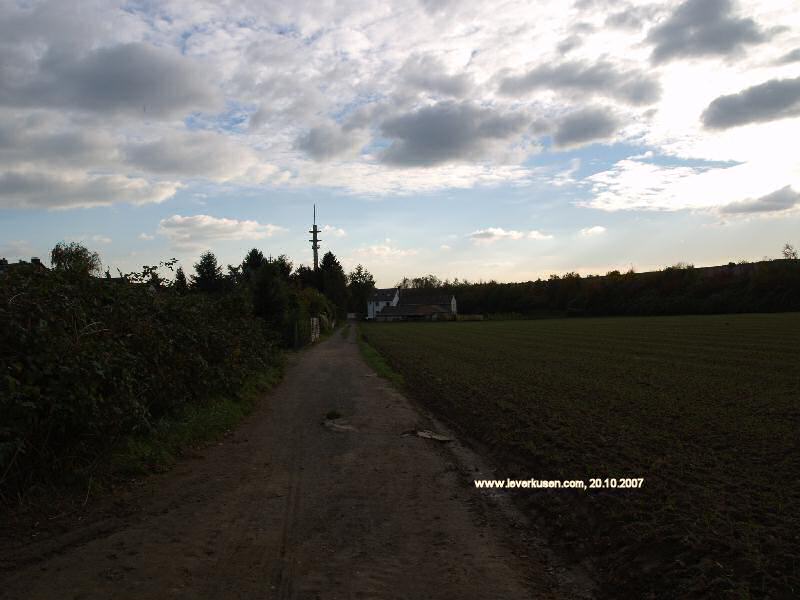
[252,263,289,326]
[347,264,375,313]
[320,251,348,317]
[174,266,188,294]
[241,248,265,281]
[191,251,222,293]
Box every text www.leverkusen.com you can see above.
[475,478,587,490]
[474,477,646,490]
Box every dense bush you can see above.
[0,265,279,494]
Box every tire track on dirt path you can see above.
[271,398,305,600]
[1,324,586,600]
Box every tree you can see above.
[225,264,243,288]
[782,243,798,260]
[252,263,289,326]
[347,264,375,314]
[241,248,265,281]
[396,274,442,289]
[320,251,348,317]
[269,254,293,281]
[293,264,320,290]
[174,267,188,294]
[191,251,223,293]
[50,241,102,276]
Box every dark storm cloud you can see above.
[0,43,219,118]
[647,0,769,64]
[701,76,800,129]
[379,102,529,167]
[295,124,365,162]
[498,60,660,105]
[552,107,620,148]
[720,186,800,214]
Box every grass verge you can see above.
[356,327,405,389]
[111,360,285,477]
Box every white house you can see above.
[367,288,399,319]
[374,290,457,321]
[367,288,458,321]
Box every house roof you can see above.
[378,303,451,317]
[370,288,398,302]
[0,257,48,274]
[397,289,453,306]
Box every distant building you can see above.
[368,288,457,321]
[367,288,400,319]
[0,257,47,277]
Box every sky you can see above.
[1,0,799,286]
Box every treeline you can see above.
[398,258,800,318]
[0,242,374,497]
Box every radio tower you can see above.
[309,204,321,271]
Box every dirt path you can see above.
[1,327,574,599]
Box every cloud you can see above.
[0,0,796,208]
[499,60,660,105]
[296,124,367,162]
[91,234,112,244]
[399,54,472,97]
[557,35,582,54]
[158,214,286,250]
[322,225,347,237]
[417,0,461,16]
[776,48,800,65]
[353,240,418,259]
[579,225,607,236]
[585,158,715,211]
[380,102,530,167]
[584,155,800,212]
[719,185,800,214]
[125,130,275,182]
[0,43,220,118]
[605,6,660,30]
[440,244,452,251]
[647,0,770,64]
[293,161,537,195]
[0,170,179,210]
[468,227,552,244]
[0,118,120,169]
[701,77,800,130]
[552,107,621,148]
[138,232,155,241]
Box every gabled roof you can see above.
[370,287,398,302]
[397,289,453,306]
[378,303,451,317]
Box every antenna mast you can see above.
[309,204,321,271]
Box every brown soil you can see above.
[0,327,584,599]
